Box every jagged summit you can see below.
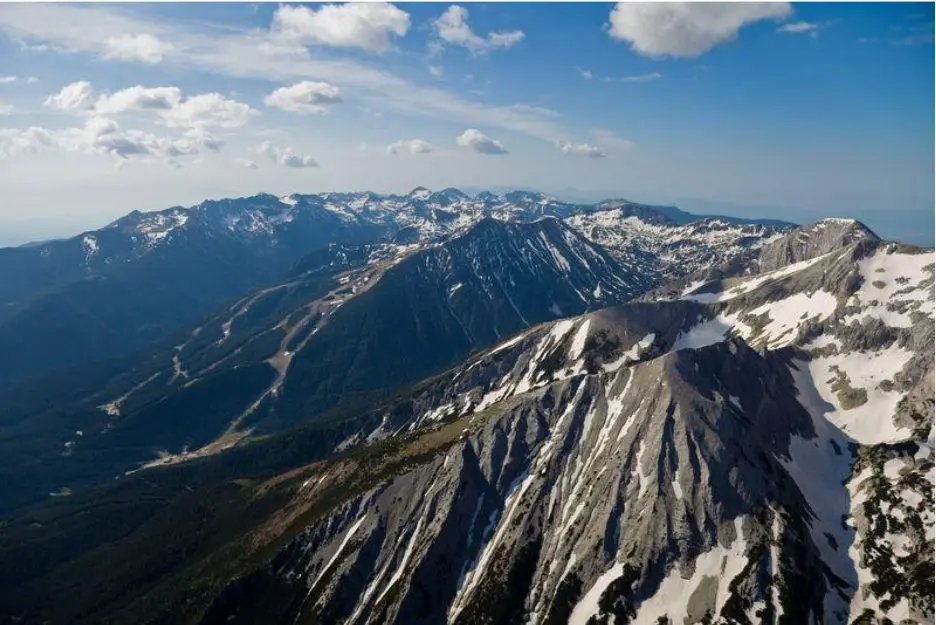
[759,216,879,272]
[407,186,431,199]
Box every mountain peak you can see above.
[759,217,879,272]
[426,187,469,206]
[810,216,878,237]
[407,186,431,200]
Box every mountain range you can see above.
[0,189,790,387]
[0,188,931,625]
[0,189,791,512]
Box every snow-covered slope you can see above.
[567,205,787,281]
[196,230,933,625]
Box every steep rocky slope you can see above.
[196,233,933,625]
[0,217,644,512]
[645,217,880,301]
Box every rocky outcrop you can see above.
[758,218,878,273]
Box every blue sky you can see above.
[0,2,932,245]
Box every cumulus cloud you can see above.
[45,82,258,135]
[161,92,257,130]
[257,140,318,168]
[577,68,593,80]
[44,80,95,110]
[608,2,792,58]
[94,85,181,114]
[102,33,173,64]
[456,128,507,155]
[0,116,204,164]
[26,76,38,84]
[234,157,258,169]
[0,126,57,156]
[428,65,444,78]
[433,5,525,55]
[264,81,342,114]
[18,82,254,165]
[386,138,434,155]
[272,3,410,53]
[557,141,607,158]
[0,102,12,115]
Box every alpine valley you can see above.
[0,188,932,625]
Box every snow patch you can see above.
[567,319,591,361]
[632,517,748,623]
[671,314,741,351]
[843,248,934,328]
[568,561,625,625]
[799,343,915,444]
[748,290,838,348]
[683,253,830,304]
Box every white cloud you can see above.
[777,21,825,38]
[590,127,633,151]
[159,92,257,130]
[0,76,17,84]
[605,72,663,83]
[0,116,203,163]
[608,2,792,58]
[778,21,818,33]
[44,80,95,110]
[103,33,173,64]
[0,102,12,115]
[257,140,318,168]
[94,85,181,114]
[234,157,258,169]
[0,4,567,143]
[558,141,607,158]
[26,76,38,84]
[432,5,525,55]
[386,138,434,155]
[428,65,444,78]
[577,68,593,80]
[456,128,507,155]
[264,81,342,114]
[0,126,57,156]
[272,3,410,54]
[44,82,257,134]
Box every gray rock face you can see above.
[199,236,934,625]
[643,218,880,303]
[758,218,878,273]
